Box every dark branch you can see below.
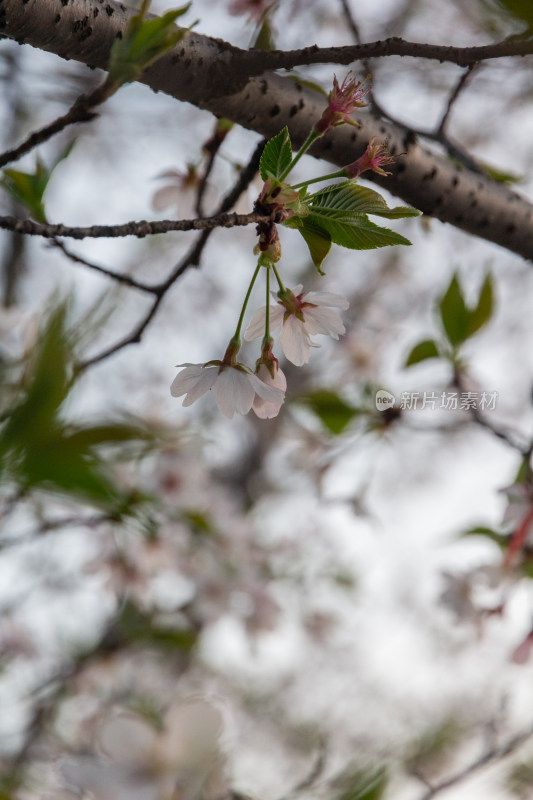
[0,78,115,169]
[3,0,533,259]
[236,35,533,74]
[0,211,268,240]
[51,239,157,293]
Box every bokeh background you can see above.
[2,1,533,798]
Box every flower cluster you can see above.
[170,72,408,422]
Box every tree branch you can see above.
[0,211,268,240]
[2,1,533,259]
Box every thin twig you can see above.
[0,78,115,170]
[51,239,158,294]
[437,65,477,136]
[0,211,269,241]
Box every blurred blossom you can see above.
[228,0,275,21]
[62,701,228,800]
[151,166,217,218]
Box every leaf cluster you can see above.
[260,127,420,275]
[0,304,156,513]
[405,272,494,368]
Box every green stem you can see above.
[291,169,346,190]
[264,265,271,338]
[279,128,321,182]
[271,263,286,293]
[233,262,261,341]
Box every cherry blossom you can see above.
[345,138,396,179]
[315,72,370,134]
[245,285,349,367]
[228,0,275,21]
[171,361,285,419]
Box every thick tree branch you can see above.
[2,1,533,259]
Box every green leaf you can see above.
[461,525,509,548]
[108,2,191,85]
[478,158,523,184]
[1,161,49,223]
[466,273,494,337]
[0,142,75,223]
[439,274,470,347]
[306,182,415,250]
[310,182,421,220]
[492,0,533,28]
[298,220,332,274]
[405,339,441,367]
[251,16,276,50]
[299,390,361,434]
[307,209,412,250]
[259,127,292,181]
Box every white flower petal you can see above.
[182,367,218,406]
[248,371,285,404]
[170,364,206,397]
[303,306,346,338]
[151,185,181,213]
[279,317,312,366]
[269,304,285,329]
[244,307,267,341]
[304,290,349,310]
[252,366,287,419]
[214,369,255,418]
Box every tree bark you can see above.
[2,0,533,260]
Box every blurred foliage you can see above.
[0,303,160,514]
[108,1,192,86]
[508,758,533,798]
[332,764,388,800]
[405,272,494,367]
[0,142,74,223]
[480,0,533,30]
[100,599,197,654]
[405,717,463,778]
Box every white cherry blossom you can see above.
[171,362,285,419]
[245,284,349,366]
[253,364,287,419]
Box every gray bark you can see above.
[1,0,533,260]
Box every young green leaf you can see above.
[439,274,470,347]
[299,389,361,434]
[466,273,494,337]
[306,208,412,250]
[304,182,415,250]
[1,162,49,223]
[298,219,332,274]
[108,2,191,86]
[405,339,441,367]
[0,142,75,223]
[259,127,293,181]
[310,181,421,220]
